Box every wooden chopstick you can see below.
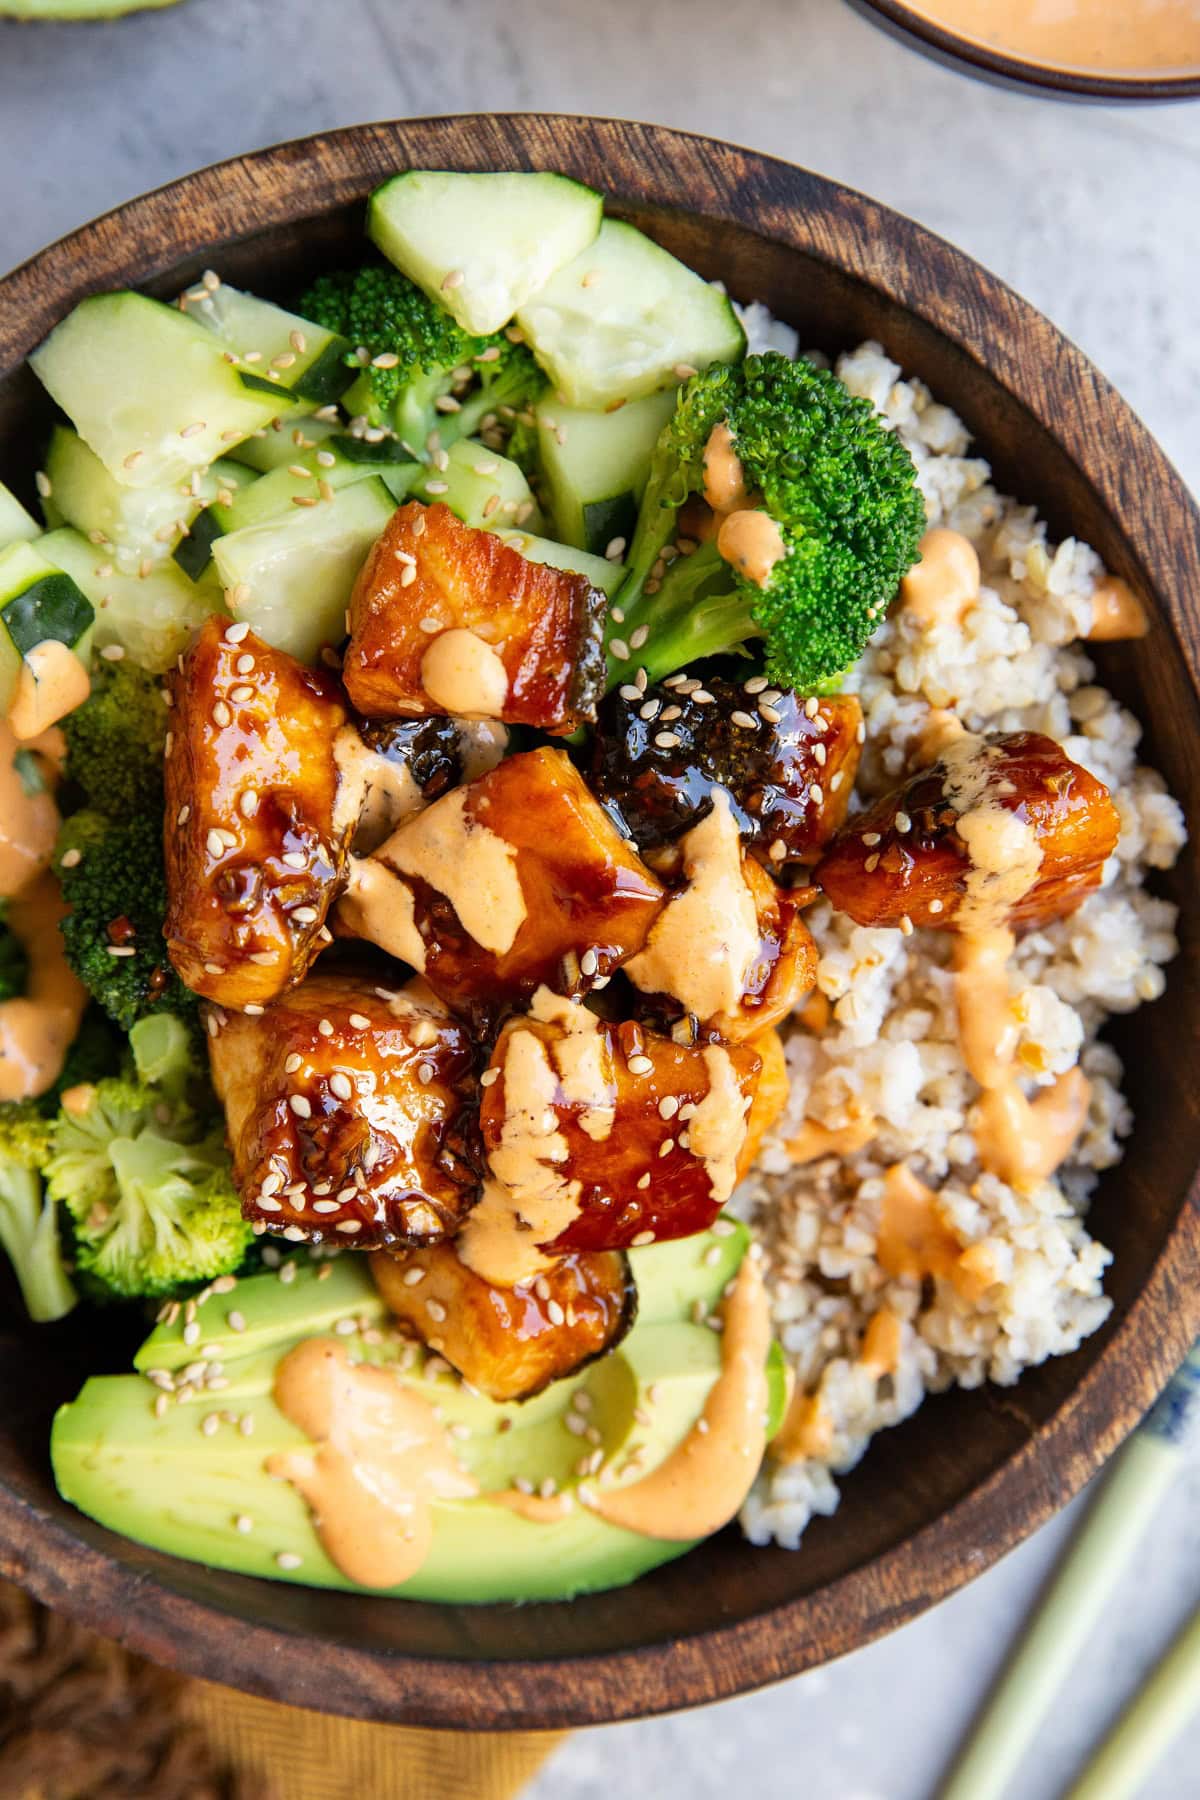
[936,1343,1200,1800]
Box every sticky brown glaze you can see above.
[164,618,353,1010]
[815,730,1120,931]
[477,993,762,1254]
[206,970,480,1246]
[344,746,664,1022]
[343,502,606,735]
[591,674,862,867]
[371,1240,636,1402]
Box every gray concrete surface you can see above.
[1,2,1197,1794]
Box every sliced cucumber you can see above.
[0,480,39,550]
[537,388,677,554]
[517,220,745,409]
[29,293,296,490]
[368,170,602,337]
[177,441,418,582]
[42,427,255,575]
[411,438,542,532]
[230,414,342,473]
[213,476,396,664]
[179,282,355,409]
[39,527,221,674]
[0,540,95,713]
[493,529,625,598]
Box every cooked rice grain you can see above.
[736,337,1186,1550]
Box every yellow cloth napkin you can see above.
[181,1679,566,1800]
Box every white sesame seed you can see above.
[329,1072,353,1101]
[212,700,231,728]
[627,1054,653,1076]
[336,1220,363,1234]
[811,783,825,805]
[276,1552,302,1570]
[289,1094,312,1118]
[180,421,207,439]
[804,695,820,718]
[861,832,881,846]
[183,1322,201,1346]
[760,702,781,724]
[99,644,125,663]
[654,731,680,750]
[60,847,82,870]
[899,915,914,936]
[426,1298,448,1322]
[929,898,945,915]
[206,829,225,858]
[228,1311,246,1333]
[240,789,259,819]
[631,1230,656,1247]
[609,638,630,662]
[348,1012,370,1030]
[291,907,319,927]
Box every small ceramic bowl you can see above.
[1,115,1198,1729]
[854,0,1200,99]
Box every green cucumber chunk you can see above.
[39,527,222,673]
[178,442,418,582]
[213,475,396,664]
[44,426,254,574]
[179,281,355,409]
[0,480,39,549]
[29,293,297,490]
[53,1218,783,1604]
[517,220,746,409]
[0,540,95,712]
[492,528,625,598]
[368,170,603,337]
[538,388,678,554]
[411,438,541,532]
[230,414,342,473]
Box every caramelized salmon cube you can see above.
[338,746,664,1019]
[623,789,817,1042]
[591,675,862,866]
[467,986,762,1258]
[371,1240,635,1402]
[206,971,480,1246]
[343,502,606,735]
[816,730,1120,931]
[164,618,354,1010]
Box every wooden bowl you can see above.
[853,0,1200,99]
[1,115,1198,1731]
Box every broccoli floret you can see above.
[298,263,545,459]
[609,352,927,693]
[46,1076,251,1301]
[0,1101,76,1322]
[56,810,195,1033]
[62,658,167,819]
[0,900,27,1003]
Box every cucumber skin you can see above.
[238,336,354,409]
[2,573,93,657]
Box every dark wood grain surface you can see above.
[0,115,1197,1731]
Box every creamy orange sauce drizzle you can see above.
[953,926,1018,1089]
[902,0,1200,77]
[420,628,509,718]
[859,1307,903,1377]
[0,874,87,1102]
[785,1113,878,1165]
[771,1390,834,1466]
[582,1253,771,1541]
[0,722,63,898]
[973,1066,1092,1192]
[8,641,91,742]
[338,855,427,971]
[716,509,786,589]
[900,528,980,627]
[702,421,748,514]
[1087,575,1149,641]
[268,1338,477,1589]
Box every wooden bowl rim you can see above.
[1,114,1198,1730]
[853,0,1200,98]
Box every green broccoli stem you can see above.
[0,1167,76,1323]
[605,539,761,690]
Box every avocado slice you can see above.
[51,1221,785,1603]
